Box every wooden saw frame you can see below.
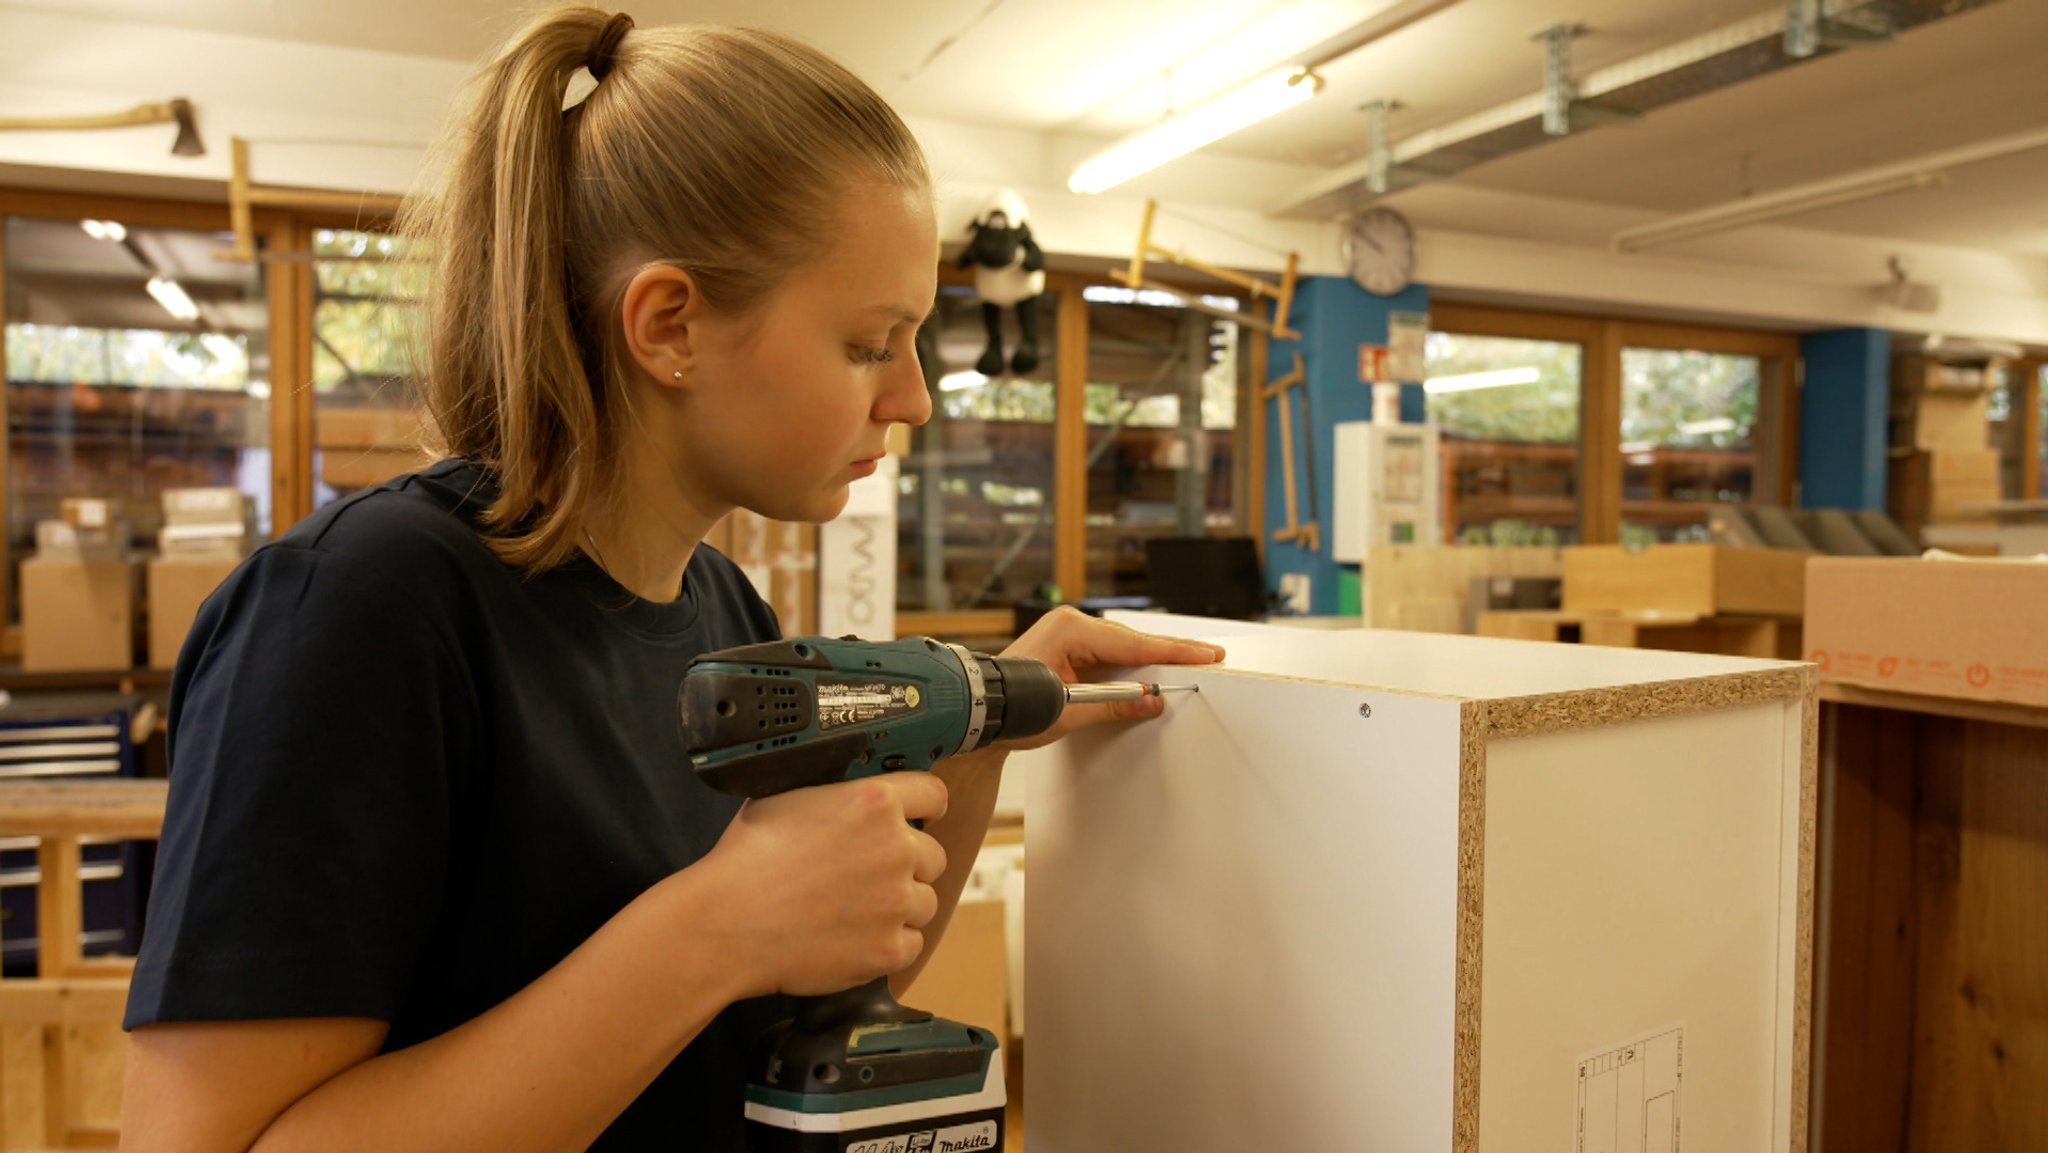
[1112,199,1300,340]
[1261,352,1320,552]
[220,136,405,261]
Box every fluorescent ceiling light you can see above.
[1423,367,1540,394]
[1677,417,1738,437]
[1082,284,1239,310]
[1069,68,1322,195]
[939,371,990,393]
[80,219,127,242]
[1615,124,2048,253]
[1613,170,1945,252]
[146,276,200,322]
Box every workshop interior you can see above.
[0,0,2043,1150]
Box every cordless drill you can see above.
[677,634,1190,1153]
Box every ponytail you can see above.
[403,7,929,572]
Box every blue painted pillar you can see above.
[1263,277,1430,615]
[1799,328,1890,509]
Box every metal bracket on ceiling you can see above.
[1362,99,1401,194]
[1785,0,1896,59]
[1538,23,1587,137]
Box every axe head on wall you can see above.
[0,98,204,157]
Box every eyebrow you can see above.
[867,303,937,326]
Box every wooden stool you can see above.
[0,781,167,1150]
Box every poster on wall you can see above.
[1388,310,1429,383]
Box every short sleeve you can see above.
[125,543,478,1029]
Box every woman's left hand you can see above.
[995,606,1226,750]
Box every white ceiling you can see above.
[4,0,2043,254]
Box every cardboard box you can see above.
[1890,449,2002,529]
[34,519,130,563]
[1892,355,1999,395]
[59,497,118,528]
[1563,542,1811,617]
[148,556,240,669]
[1892,389,1991,452]
[907,896,1008,1039]
[1806,557,2048,708]
[22,558,137,672]
[162,486,247,526]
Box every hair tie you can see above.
[587,12,634,81]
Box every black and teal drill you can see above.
[678,634,1188,1153]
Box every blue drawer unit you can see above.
[0,692,148,976]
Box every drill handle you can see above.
[794,975,930,1034]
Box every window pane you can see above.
[1619,347,1760,545]
[1083,289,1241,599]
[897,285,1056,612]
[1425,332,1581,546]
[4,216,270,627]
[311,229,432,507]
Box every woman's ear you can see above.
[619,263,704,390]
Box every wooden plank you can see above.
[1055,287,1088,601]
[895,610,1014,640]
[1584,319,1623,544]
[1246,329,1268,559]
[34,839,83,979]
[1475,610,1567,642]
[1816,704,1917,1153]
[1907,717,1967,1153]
[0,782,169,839]
[1907,717,2048,1153]
[1817,684,2048,732]
[1,1023,45,1147]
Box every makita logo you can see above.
[847,1121,996,1153]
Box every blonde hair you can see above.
[403,7,930,571]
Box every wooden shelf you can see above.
[1817,681,2048,731]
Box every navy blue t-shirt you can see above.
[126,458,791,1149]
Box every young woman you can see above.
[118,8,1221,1151]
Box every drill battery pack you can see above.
[739,1010,1006,1153]
[744,1100,1004,1153]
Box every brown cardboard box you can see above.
[1563,543,1811,617]
[1891,355,1999,395]
[907,897,1008,1039]
[1891,389,1991,453]
[148,556,240,669]
[1805,557,2048,708]
[22,558,137,672]
[1890,449,2002,530]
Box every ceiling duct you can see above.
[1270,0,2008,220]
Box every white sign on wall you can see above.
[818,457,898,640]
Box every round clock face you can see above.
[1345,207,1415,297]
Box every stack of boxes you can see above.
[146,488,249,669]
[1887,354,2001,539]
[21,498,137,672]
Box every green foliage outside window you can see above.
[312,229,426,400]
[1424,333,1580,443]
[5,323,249,390]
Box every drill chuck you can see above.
[678,636,1074,799]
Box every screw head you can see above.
[1358,703,1373,719]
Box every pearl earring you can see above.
[671,369,683,382]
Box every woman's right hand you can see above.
[694,773,950,999]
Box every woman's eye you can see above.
[852,345,895,365]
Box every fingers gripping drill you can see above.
[677,634,1190,1152]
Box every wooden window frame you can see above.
[899,269,1267,640]
[1428,302,1802,544]
[0,186,296,662]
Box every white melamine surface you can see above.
[1023,668,1464,1153]
[1478,702,1800,1151]
[1111,611,1796,702]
